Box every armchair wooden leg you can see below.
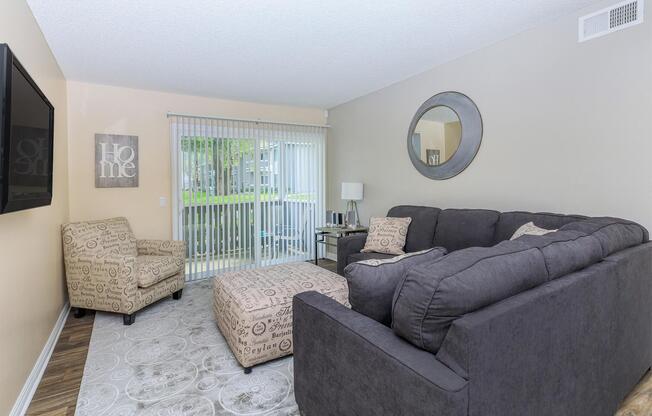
[73,308,86,319]
[173,289,183,300]
[244,367,252,374]
[123,313,136,326]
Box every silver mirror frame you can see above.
[407,91,483,180]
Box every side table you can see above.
[314,226,368,265]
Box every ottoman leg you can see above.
[123,313,136,326]
[173,289,183,300]
[244,367,252,374]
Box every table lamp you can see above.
[341,182,363,227]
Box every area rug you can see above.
[75,278,299,416]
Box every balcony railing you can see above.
[182,195,316,276]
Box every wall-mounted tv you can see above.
[0,44,54,214]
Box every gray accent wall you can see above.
[326,0,652,238]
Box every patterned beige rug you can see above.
[75,275,650,415]
[75,278,298,416]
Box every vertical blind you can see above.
[169,115,326,281]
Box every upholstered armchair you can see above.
[62,217,185,325]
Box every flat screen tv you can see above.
[0,44,54,214]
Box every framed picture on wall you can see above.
[426,149,440,166]
[95,134,139,188]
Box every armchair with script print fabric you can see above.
[62,217,185,325]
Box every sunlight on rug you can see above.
[75,279,298,416]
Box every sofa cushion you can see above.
[494,211,587,243]
[347,252,395,264]
[362,217,412,255]
[392,240,548,353]
[560,217,648,257]
[433,209,500,252]
[517,230,603,280]
[137,255,184,288]
[344,247,447,326]
[386,206,440,252]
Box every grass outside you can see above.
[182,191,315,205]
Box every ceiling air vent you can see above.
[579,0,644,42]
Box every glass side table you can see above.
[314,226,368,265]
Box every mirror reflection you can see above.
[410,106,461,166]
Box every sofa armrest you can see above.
[64,253,138,313]
[336,233,368,275]
[293,291,468,416]
[434,254,652,416]
[137,239,185,259]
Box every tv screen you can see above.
[0,44,54,214]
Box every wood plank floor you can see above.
[26,310,95,416]
[24,258,652,415]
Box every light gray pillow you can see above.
[344,247,447,326]
[510,221,556,240]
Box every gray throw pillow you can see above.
[344,247,447,326]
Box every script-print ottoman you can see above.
[213,261,349,369]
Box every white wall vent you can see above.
[579,0,644,42]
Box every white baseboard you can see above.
[9,302,70,416]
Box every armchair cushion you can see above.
[62,217,137,258]
[137,239,186,258]
[137,255,184,288]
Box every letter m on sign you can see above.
[95,134,139,188]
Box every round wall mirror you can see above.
[407,92,482,180]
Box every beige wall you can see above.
[414,119,444,161]
[67,81,325,240]
[327,0,652,233]
[414,119,461,163]
[0,0,70,414]
[444,122,461,160]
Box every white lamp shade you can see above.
[341,182,363,200]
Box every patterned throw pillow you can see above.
[510,221,557,240]
[361,217,412,255]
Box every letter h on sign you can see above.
[95,134,139,188]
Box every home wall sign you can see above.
[95,134,139,188]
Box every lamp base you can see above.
[345,200,360,228]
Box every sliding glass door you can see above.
[169,116,326,281]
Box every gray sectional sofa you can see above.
[293,206,652,416]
